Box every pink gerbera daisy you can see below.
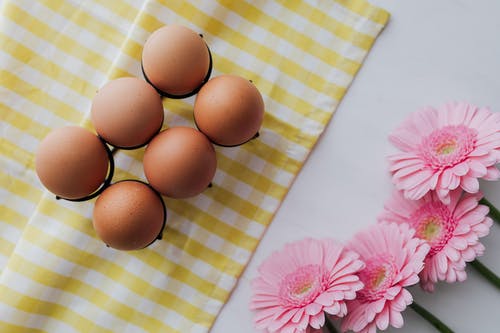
[379,189,493,292]
[250,238,364,333]
[389,102,500,204]
[341,223,429,333]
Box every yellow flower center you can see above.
[371,267,387,289]
[435,140,456,155]
[358,255,396,302]
[410,202,457,257]
[421,125,477,169]
[420,217,442,241]
[279,264,324,307]
[292,281,313,296]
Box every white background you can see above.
[212,1,500,332]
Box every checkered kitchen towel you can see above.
[0,0,389,331]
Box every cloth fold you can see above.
[0,0,389,331]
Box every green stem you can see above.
[409,302,454,333]
[323,314,338,333]
[470,259,500,289]
[479,197,500,225]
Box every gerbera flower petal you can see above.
[404,178,435,201]
[272,309,300,331]
[461,247,477,262]
[330,255,364,278]
[451,162,469,176]
[472,217,493,236]
[443,245,461,262]
[456,268,467,282]
[384,286,402,300]
[389,102,500,202]
[314,292,335,306]
[305,302,323,316]
[475,131,500,146]
[402,273,420,287]
[439,168,454,189]
[448,174,461,190]
[341,223,429,333]
[393,163,426,179]
[472,243,486,256]
[380,189,492,292]
[329,275,361,288]
[309,312,325,329]
[436,188,451,205]
[468,160,488,177]
[376,305,390,330]
[460,206,489,228]
[291,307,305,323]
[388,156,423,172]
[469,106,495,127]
[324,302,340,315]
[390,308,404,328]
[453,193,480,218]
[391,288,412,311]
[297,314,310,331]
[484,166,500,180]
[436,252,449,275]
[281,323,301,333]
[250,238,364,332]
[448,236,467,250]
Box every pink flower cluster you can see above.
[387,102,497,291]
[250,225,430,333]
[250,102,497,333]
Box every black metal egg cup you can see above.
[141,40,213,100]
[140,180,167,248]
[55,136,116,202]
[192,115,260,148]
[96,111,164,151]
[50,28,266,251]
[102,179,167,249]
[191,78,261,147]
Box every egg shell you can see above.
[93,181,165,251]
[35,126,109,199]
[91,77,164,148]
[142,24,210,96]
[143,127,217,198]
[193,75,265,146]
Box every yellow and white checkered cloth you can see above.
[0,0,389,331]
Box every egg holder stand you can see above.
[51,53,213,247]
[54,137,167,248]
[52,32,261,249]
[51,34,212,249]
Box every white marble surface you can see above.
[212,1,500,332]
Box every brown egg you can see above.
[35,126,109,199]
[143,127,216,198]
[91,77,164,148]
[93,180,165,251]
[193,75,265,146]
[142,24,211,97]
